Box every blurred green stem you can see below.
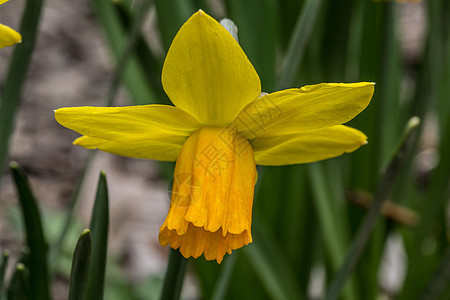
[160,249,188,300]
[325,117,420,300]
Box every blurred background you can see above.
[0,0,449,299]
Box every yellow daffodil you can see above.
[55,10,374,263]
[0,0,21,49]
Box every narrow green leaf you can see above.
[0,0,45,183]
[276,0,323,90]
[10,162,50,300]
[68,229,92,300]
[419,246,450,300]
[307,163,346,269]
[112,0,168,104]
[0,250,9,299]
[84,172,109,300]
[244,215,305,300]
[243,245,288,300]
[344,0,365,81]
[226,0,278,90]
[91,0,158,104]
[154,0,194,51]
[307,163,357,300]
[211,252,237,300]
[6,263,30,300]
[160,249,188,300]
[105,0,155,107]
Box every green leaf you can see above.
[10,162,50,300]
[84,172,109,300]
[112,0,169,105]
[244,216,304,300]
[210,252,237,300]
[91,0,158,104]
[0,0,45,183]
[0,250,9,299]
[160,249,188,300]
[420,246,450,300]
[154,0,194,51]
[6,263,30,300]
[276,0,323,90]
[226,0,278,90]
[68,229,92,300]
[307,163,357,300]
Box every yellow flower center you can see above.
[159,126,257,263]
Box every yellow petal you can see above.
[55,105,200,142]
[162,10,261,125]
[232,82,374,140]
[253,125,367,165]
[0,23,21,49]
[159,126,256,263]
[74,135,186,161]
[0,1,10,6]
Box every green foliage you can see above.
[7,263,30,300]
[160,249,188,300]
[68,229,92,300]
[10,162,50,300]
[84,172,109,300]
[0,250,10,299]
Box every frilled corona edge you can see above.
[159,127,257,263]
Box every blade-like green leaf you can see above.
[0,0,45,183]
[307,162,357,300]
[6,263,30,300]
[276,0,323,90]
[112,0,169,104]
[84,172,109,300]
[419,246,450,300]
[0,250,9,299]
[244,215,304,300]
[91,0,158,104]
[243,245,290,300]
[69,229,92,300]
[154,0,194,51]
[226,0,278,91]
[10,162,50,300]
[210,252,237,300]
[160,249,188,300]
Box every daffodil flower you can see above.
[55,10,374,263]
[0,0,21,49]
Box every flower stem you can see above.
[160,249,188,300]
